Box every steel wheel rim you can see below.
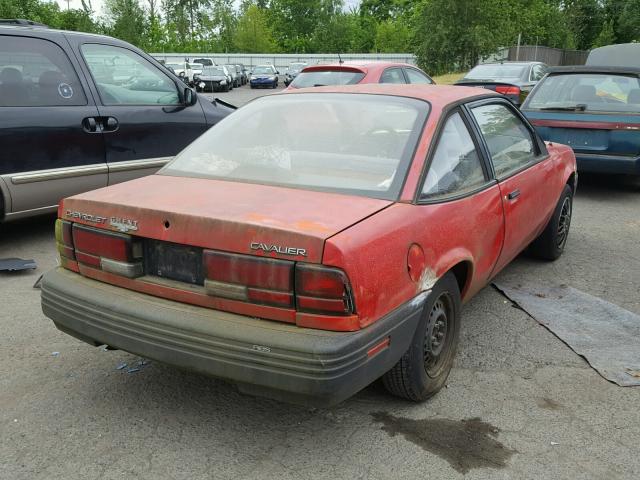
[556,197,572,249]
[424,293,454,378]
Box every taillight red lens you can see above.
[295,264,353,315]
[204,250,294,307]
[495,85,521,96]
[204,251,292,290]
[72,225,131,262]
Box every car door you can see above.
[0,32,106,217]
[417,110,505,295]
[70,40,208,185]
[468,100,557,273]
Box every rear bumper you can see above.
[41,268,425,406]
[576,153,640,175]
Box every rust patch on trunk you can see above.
[371,412,517,474]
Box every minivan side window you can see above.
[472,103,536,179]
[422,112,487,199]
[82,44,180,106]
[0,36,86,107]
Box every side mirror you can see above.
[276,71,280,75]
[183,87,197,106]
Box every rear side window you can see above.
[0,35,86,107]
[380,68,406,84]
[422,112,486,199]
[524,73,640,113]
[405,68,433,84]
[82,44,180,106]
[291,70,365,88]
[530,64,546,82]
[472,103,536,179]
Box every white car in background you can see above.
[191,62,204,77]
[165,61,195,83]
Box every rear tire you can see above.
[528,184,573,261]
[382,272,461,401]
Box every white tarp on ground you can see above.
[494,280,640,387]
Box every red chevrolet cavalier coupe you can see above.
[41,85,577,406]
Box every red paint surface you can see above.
[62,176,391,264]
[57,85,576,332]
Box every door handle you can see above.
[82,117,98,133]
[103,117,119,132]
[507,189,521,200]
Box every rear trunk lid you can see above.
[61,174,393,264]
[524,111,640,157]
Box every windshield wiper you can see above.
[539,104,587,112]
[313,84,328,87]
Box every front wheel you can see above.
[382,272,461,401]
[528,184,573,261]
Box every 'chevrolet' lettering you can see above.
[250,242,307,257]
[65,210,107,224]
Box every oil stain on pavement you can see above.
[371,412,517,474]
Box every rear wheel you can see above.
[382,272,461,401]
[528,184,573,261]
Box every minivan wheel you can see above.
[382,272,461,401]
[528,184,573,261]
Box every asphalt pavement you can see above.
[1,84,639,480]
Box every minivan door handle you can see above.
[82,117,98,133]
[103,117,119,132]
[507,189,521,200]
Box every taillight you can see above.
[204,250,294,307]
[495,85,521,96]
[295,264,354,314]
[71,224,143,278]
[202,251,355,316]
[55,219,75,260]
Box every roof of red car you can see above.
[284,83,498,109]
[302,60,413,73]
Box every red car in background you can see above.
[41,85,576,406]
[284,61,434,89]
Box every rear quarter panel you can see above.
[323,187,505,328]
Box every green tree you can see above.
[234,4,277,52]
[375,18,410,53]
[104,0,146,47]
[592,19,616,48]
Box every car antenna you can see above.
[338,53,344,65]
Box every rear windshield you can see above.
[524,73,640,113]
[465,64,526,81]
[193,58,213,66]
[162,93,429,200]
[291,70,366,88]
[203,67,225,75]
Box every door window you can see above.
[380,68,406,84]
[0,35,86,106]
[405,68,433,84]
[530,64,546,82]
[422,112,487,199]
[472,103,536,179]
[82,44,180,105]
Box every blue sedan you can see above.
[250,65,279,89]
[522,66,640,175]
